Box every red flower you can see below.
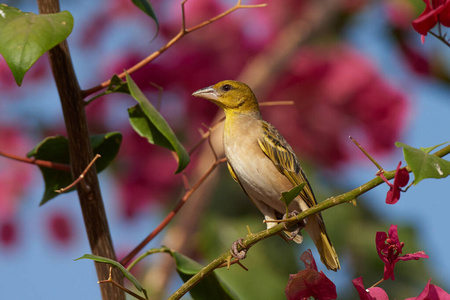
[352,277,389,300]
[0,219,18,248]
[378,162,409,204]
[46,211,74,246]
[405,278,450,300]
[412,0,450,36]
[285,249,337,300]
[376,225,428,280]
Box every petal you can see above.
[388,225,401,247]
[383,261,396,280]
[352,277,374,300]
[300,249,318,271]
[368,287,390,300]
[397,250,429,261]
[285,269,337,300]
[438,0,450,26]
[352,277,389,300]
[386,188,400,205]
[405,278,450,300]
[412,8,437,35]
[378,172,394,188]
[376,231,388,257]
[412,3,442,35]
[395,166,410,188]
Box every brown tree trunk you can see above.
[37,1,125,299]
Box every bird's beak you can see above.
[192,85,220,101]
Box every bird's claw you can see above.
[282,210,306,240]
[231,238,248,260]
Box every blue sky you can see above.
[1,1,450,299]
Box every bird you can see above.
[192,80,340,271]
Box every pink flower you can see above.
[376,225,428,280]
[0,219,18,249]
[378,162,409,204]
[405,278,450,300]
[285,249,337,300]
[412,0,450,37]
[352,277,389,300]
[265,46,408,167]
[46,211,75,246]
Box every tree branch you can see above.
[82,0,266,97]
[37,1,124,299]
[168,146,450,299]
[0,149,70,172]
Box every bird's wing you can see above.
[257,121,318,209]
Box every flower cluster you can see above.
[285,225,449,299]
[412,0,450,41]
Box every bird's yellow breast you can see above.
[223,112,301,214]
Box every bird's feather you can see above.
[257,121,318,212]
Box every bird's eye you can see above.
[222,84,232,91]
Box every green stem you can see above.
[126,247,172,272]
[168,147,450,300]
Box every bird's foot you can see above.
[282,210,306,240]
[231,238,248,260]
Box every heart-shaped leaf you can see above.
[396,142,450,185]
[0,4,73,85]
[168,249,240,300]
[126,72,190,173]
[280,183,307,207]
[28,132,122,205]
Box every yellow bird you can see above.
[192,80,340,271]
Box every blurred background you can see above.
[1,0,450,299]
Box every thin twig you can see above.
[189,117,225,155]
[120,157,227,267]
[349,136,384,171]
[259,100,294,106]
[0,150,70,172]
[82,0,266,98]
[56,154,101,194]
[370,278,385,288]
[429,30,450,47]
[99,268,147,300]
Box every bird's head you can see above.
[192,80,260,115]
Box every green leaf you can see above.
[420,142,449,154]
[91,132,123,172]
[280,183,306,207]
[131,0,159,37]
[27,136,72,205]
[168,250,240,300]
[27,132,122,205]
[396,142,450,185]
[126,72,190,173]
[106,74,130,94]
[84,75,130,105]
[0,4,73,85]
[75,254,148,299]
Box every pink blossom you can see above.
[378,162,410,204]
[352,277,389,300]
[285,250,337,300]
[376,225,428,280]
[405,278,450,300]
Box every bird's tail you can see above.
[304,214,340,271]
